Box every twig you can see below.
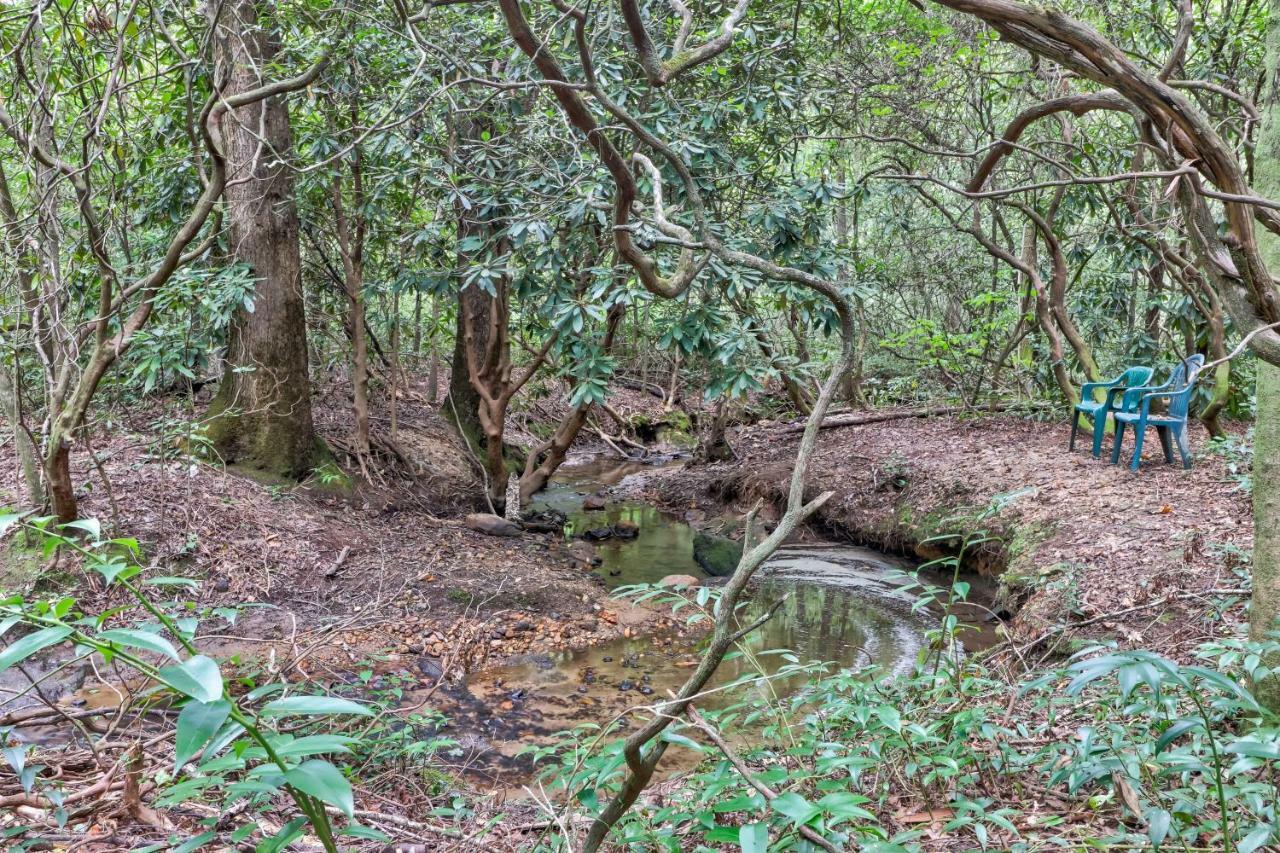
[686,704,839,852]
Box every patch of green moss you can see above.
[2,531,77,595]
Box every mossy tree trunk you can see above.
[1252,0,1280,711]
[205,0,319,478]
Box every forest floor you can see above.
[0,376,692,710]
[0,390,1261,850]
[651,411,1253,662]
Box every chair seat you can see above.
[1113,411,1181,426]
[1074,400,1106,414]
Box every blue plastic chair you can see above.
[1110,355,1205,471]
[1069,366,1155,457]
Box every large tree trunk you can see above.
[205,0,318,478]
[1252,0,1280,711]
[443,276,491,456]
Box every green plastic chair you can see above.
[1110,355,1204,471]
[1069,365,1155,458]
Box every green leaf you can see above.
[1155,719,1200,753]
[284,759,355,817]
[157,655,223,702]
[175,699,231,770]
[274,735,358,759]
[1227,739,1280,760]
[96,628,180,662]
[1239,823,1275,853]
[0,512,23,537]
[339,824,391,841]
[256,817,307,853]
[144,576,199,589]
[0,626,74,672]
[259,696,373,718]
[817,791,875,822]
[171,830,217,853]
[61,518,101,540]
[738,822,767,853]
[771,791,820,825]
[1145,808,1171,846]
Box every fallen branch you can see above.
[773,402,1044,434]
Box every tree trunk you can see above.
[1252,1,1280,709]
[205,0,318,478]
[517,301,624,503]
[0,366,43,507]
[427,294,440,404]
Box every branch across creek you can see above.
[398,454,998,793]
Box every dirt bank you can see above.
[649,413,1252,657]
[0,387,679,705]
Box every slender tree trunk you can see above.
[0,162,45,506]
[206,0,318,477]
[331,166,369,458]
[427,294,440,404]
[0,365,42,506]
[390,293,400,440]
[1252,0,1280,710]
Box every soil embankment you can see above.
[649,414,1253,657]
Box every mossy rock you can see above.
[693,531,743,577]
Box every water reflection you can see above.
[423,459,950,787]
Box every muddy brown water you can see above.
[414,455,997,791]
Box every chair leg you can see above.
[1157,426,1174,464]
[1068,410,1079,451]
[1111,421,1126,465]
[1130,423,1146,472]
[1174,427,1192,469]
[1091,411,1107,458]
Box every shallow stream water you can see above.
[419,455,994,789]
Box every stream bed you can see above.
[417,455,995,790]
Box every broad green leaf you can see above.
[274,735,358,759]
[259,696,373,718]
[61,518,101,540]
[96,628,180,662]
[771,791,820,825]
[339,824,390,841]
[1145,808,1171,846]
[144,576,199,589]
[157,655,223,702]
[171,831,216,853]
[738,822,767,853]
[0,626,74,672]
[0,512,22,537]
[175,699,231,770]
[284,759,355,817]
[256,816,307,853]
[1239,823,1275,853]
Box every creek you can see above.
[416,455,997,791]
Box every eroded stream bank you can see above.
[416,453,998,789]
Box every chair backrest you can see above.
[1170,354,1205,388]
[1166,355,1206,420]
[1121,366,1155,388]
[1115,366,1156,411]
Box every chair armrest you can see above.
[1080,374,1124,400]
[1120,378,1175,409]
[1140,382,1195,411]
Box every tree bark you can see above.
[206,0,318,478]
[1251,0,1280,710]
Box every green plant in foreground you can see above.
[0,512,384,852]
[517,560,1280,852]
